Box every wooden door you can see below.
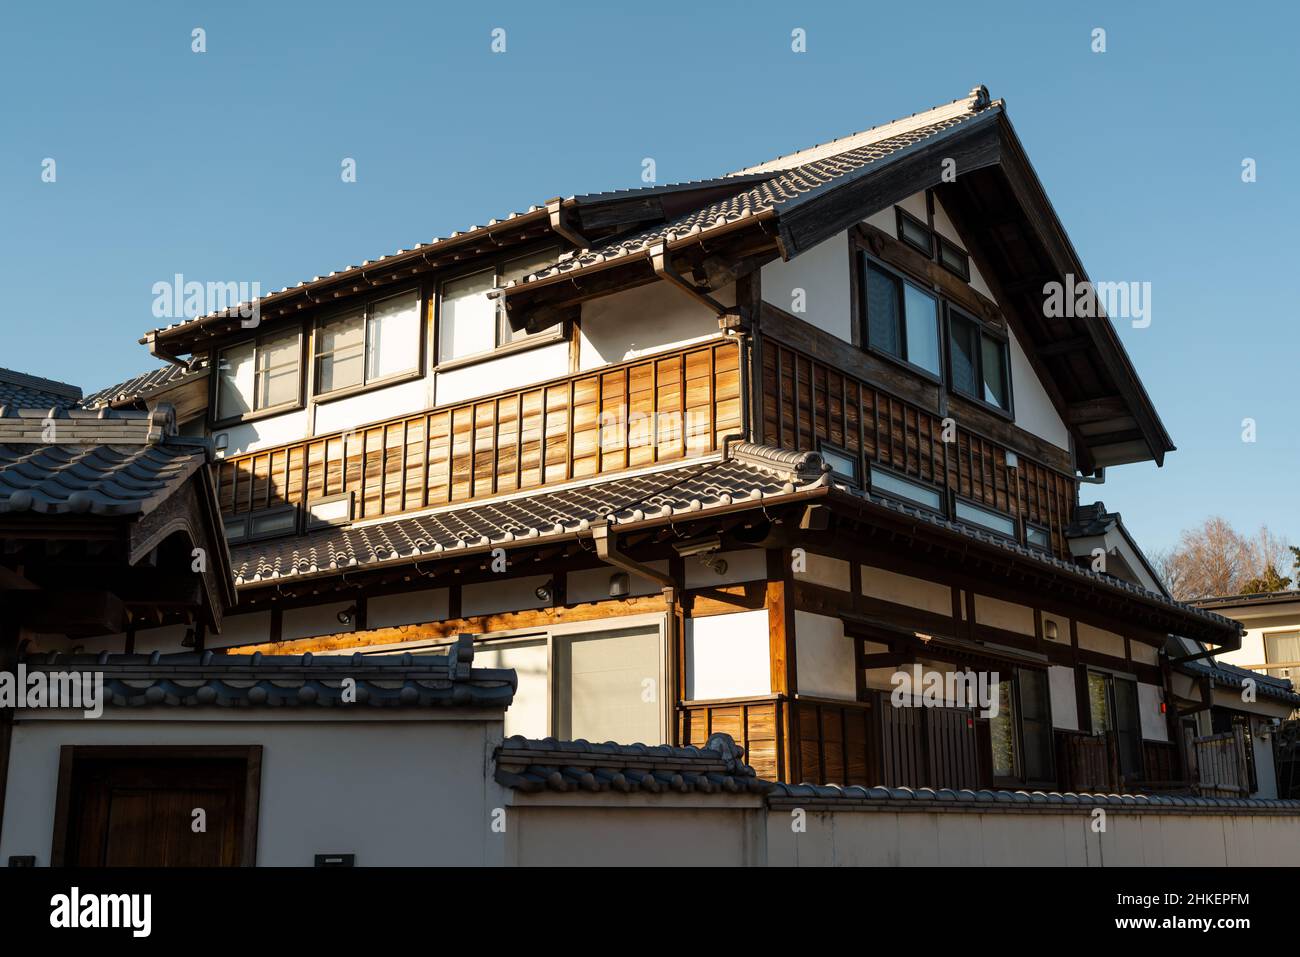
[55,748,259,867]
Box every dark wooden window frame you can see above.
[212,326,308,428]
[866,462,945,517]
[936,235,971,281]
[858,252,944,385]
[992,667,1057,790]
[895,206,934,258]
[816,438,861,486]
[311,284,428,403]
[50,745,262,868]
[950,491,1020,543]
[944,302,1014,420]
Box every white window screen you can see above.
[438,269,496,362]
[315,311,365,394]
[475,638,549,738]
[217,340,255,418]
[256,330,300,409]
[556,626,661,745]
[366,290,420,381]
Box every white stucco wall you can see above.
[578,281,724,371]
[794,611,856,700]
[761,232,853,341]
[0,711,506,867]
[435,340,570,406]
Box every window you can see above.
[554,625,662,745]
[1264,631,1300,680]
[863,259,940,376]
[937,236,970,280]
[868,464,942,512]
[438,247,560,364]
[989,678,1018,779]
[314,289,421,397]
[954,499,1017,538]
[1018,668,1055,783]
[1088,671,1143,780]
[947,307,1010,411]
[304,492,354,531]
[896,208,933,256]
[216,329,302,420]
[817,442,860,485]
[1025,524,1051,551]
[224,504,299,544]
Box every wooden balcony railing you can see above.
[1192,729,1252,797]
[217,340,741,523]
[760,337,1077,558]
[876,692,982,790]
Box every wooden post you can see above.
[766,548,798,781]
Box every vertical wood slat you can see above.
[759,336,1076,557]
[219,340,738,522]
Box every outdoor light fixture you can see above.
[1044,620,1059,641]
[534,580,553,602]
[672,536,722,558]
[608,572,630,597]
[181,627,197,648]
[337,605,356,625]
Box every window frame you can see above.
[936,235,971,281]
[435,245,567,370]
[951,493,1020,542]
[311,285,426,403]
[859,253,943,384]
[944,303,1014,419]
[212,326,307,427]
[895,207,934,257]
[817,440,861,486]
[866,463,945,516]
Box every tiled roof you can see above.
[495,732,770,795]
[230,443,832,586]
[1192,590,1300,610]
[765,783,1300,814]
[0,367,82,412]
[0,407,207,518]
[499,88,998,293]
[79,360,207,410]
[20,635,516,710]
[1180,657,1300,706]
[144,205,550,341]
[840,484,1241,638]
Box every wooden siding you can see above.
[760,337,1077,557]
[678,697,783,782]
[217,340,741,520]
[875,692,981,789]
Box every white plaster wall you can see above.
[685,609,771,700]
[1007,326,1070,450]
[509,804,757,866]
[794,611,856,700]
[578,281,725,372]
[215,409,309,456]
[0,713,506,867]
[207,611,274,651]
[566,562,668,604]
[131,623,190,654]
[461,574,552,618]
[683,548,766,589]
[1049,665,1079,730]
[1077,623,1126,658]
[972,594,1035,637]
[282,602,355,643]
[761,232,853,341]
[435,340,570,406]
[313,376,431,436]
[366,588,450,629]
[861,565,952,617]
[793,552,851,591]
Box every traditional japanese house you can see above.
[4,85,1245,810]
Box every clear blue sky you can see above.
[2,1,1296,555]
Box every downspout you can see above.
[591,523,674,588]
[143,332,190,370]
[546,198,590,249]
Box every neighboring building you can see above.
[1193,591,1300,682]
[3,85,1279,863]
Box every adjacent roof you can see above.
[1180,657,1300,706]
[79,360,207,411]
[498,89,998,293]
[0,407,206,518]
[0,367,82,412]
[1192,590,1300,611]
[495,732,769,795]
[230,443,831,586]
[766,783,1300,814]
[1065,500,1169,598]
[20,635,516,711]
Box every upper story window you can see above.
[438,247,559,364]
[216,328,302,420]
[314,289,421,397]
[863,259,941,378]
[947,306,1011,412]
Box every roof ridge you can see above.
[730,85,996,177]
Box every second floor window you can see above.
[864,260,941,377]
[217,328,301,420]
[438,247,559,364]
[314,289,421,396]
[947,307,1010,412]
